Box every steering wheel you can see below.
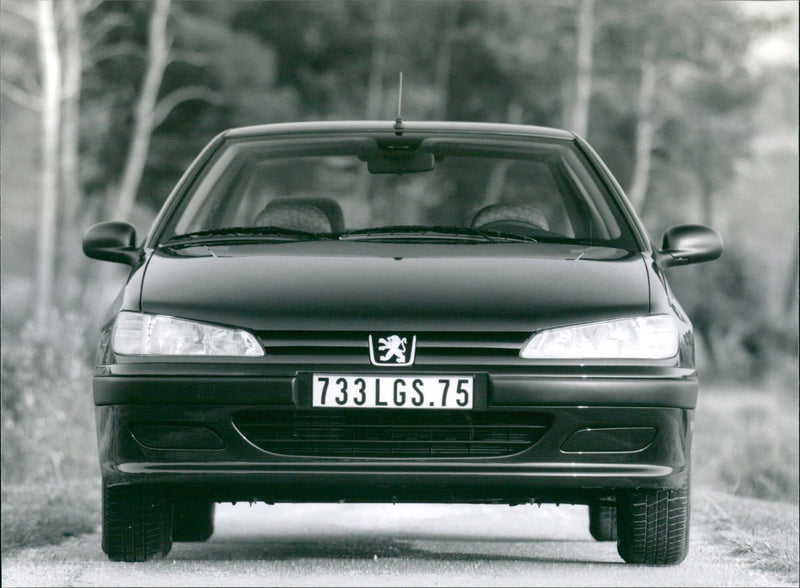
[474,219,549,238]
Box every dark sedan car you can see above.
[84,121,722,564]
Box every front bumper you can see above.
[94,368,695,504]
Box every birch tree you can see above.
[433,2,460,120]
[113,0,171,221]
[0,0,61,321]
[355,1,392,205]
[570,0,594,138]
[784,233,799,316]
[54,0,89,292]
[109,0,225,222]
[35,0,62,323]
[59,0,83,230]
[626,47,657,211]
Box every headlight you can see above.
[519,315,679,360]
[112,311,264,357]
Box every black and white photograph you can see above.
[1,1,798,586]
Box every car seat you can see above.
[253,197,344,234]
[470,202,550,236]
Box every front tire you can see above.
[102,482,172,562]
[616,477,690,565]
[589,505,617,541]
[173,500,215,542]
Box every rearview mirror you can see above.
[367,150,435,174]
[659,224,723,267]
[83,221,140,265]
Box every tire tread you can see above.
[616,478,690,565]
[102,483,172,562]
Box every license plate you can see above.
[312,375,474,409]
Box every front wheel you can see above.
[102,482,172,562]
[616,476,690,565]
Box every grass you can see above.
[1,479,101,552]
[692,381,799,583]
[693,382,799,502]
[695,489,800,584]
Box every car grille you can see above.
[255,331,529,365]
[233,409,550,458]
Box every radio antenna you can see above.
[394,71,404,135]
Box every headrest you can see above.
[253,200,332,233]
[267,197,345,233]
[471,202,550,231]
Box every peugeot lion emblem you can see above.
[369,333,417,366]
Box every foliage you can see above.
[3,1,793,328]
[668,247,798,382]
[80,1,299,213]
[1,311,97,484]
[694,490,799,584]
[694,385,799,503]
[0,0,796,508]
[1,480,100,551]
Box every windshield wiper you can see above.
[161,226,335,247]
[337,225,537,243]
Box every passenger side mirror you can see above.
[659,224,723,267]
[83,221,140,265]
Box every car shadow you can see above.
[171,533,622,565]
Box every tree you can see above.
[625,43,656,211]
[35,0,62,323]
[591,1,767,218]
[113,0,171,221]
[354,1,392,204]
[1,0,63,322]
[570,0,594,137]
[59,0,84,237]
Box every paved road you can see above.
[2,497,790,587]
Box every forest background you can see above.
[1,0,797,520]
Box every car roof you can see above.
[222,120,576,141]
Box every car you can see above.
[83,120,722,564]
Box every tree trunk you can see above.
[784,230,799,316]
[699,175,713,227]
[355,1,391,208]
[60,0,82,221]
[481,102,523,207]
[571,0,594,138]
[627,54,657,212]
[113,0,171,221]
[35,0,62,323]
[57,0,84,300]
[433,2,460,120]
[365,1,390,120]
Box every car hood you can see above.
[139,242,650,331]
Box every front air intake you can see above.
[233,409,550,459]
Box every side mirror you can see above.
[83,221,140,265]
[659,224,723,267]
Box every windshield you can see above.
[157,135,637,249]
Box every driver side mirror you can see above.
[659,224,723,267]
[83,221,140,265]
